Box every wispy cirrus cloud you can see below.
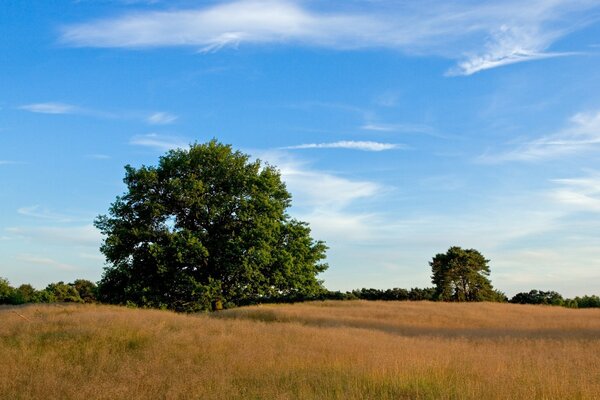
[255,150,383,241]
[551,172,600,212]
[130,133,187,150]
[479,110,600,163]
[20,102,178,125]
[19,102,117,118]
[446,25,578,76]
[59,0,600,74]
[147,112,178,125]
[19,102,78,114]
[284,140,402,152]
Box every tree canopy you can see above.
[95,140,328,311]
[430,246,498,302]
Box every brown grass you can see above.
[1,301,599,399]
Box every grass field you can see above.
[1,301,599,399]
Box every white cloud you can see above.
[284,141,402,152]
[16,254,78,271]
[551,173,600,212]
[147,112,178,125]
[479,110,600,162]
[19,102,78,114]
[299,210,379,242]
[18,102,117,119]
[279,163,380,209]
[19,102,176,124]
[0,160,19,165]
[130,133,187,150]
[59,0,599,74]
[447,25,576,76]
[254,150,383,241]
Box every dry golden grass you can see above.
[1,301,599,399]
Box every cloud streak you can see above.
[551,173,600,212]
[19,102,78,114]
[59,0,600,74]
[254,150,383,241]
[447,25,578,76]
[284,141,402,152]
[147,112,178,125]
[479,110,600,162]
[130,133,187,150]
[20,102,178,125]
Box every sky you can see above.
[2,0,600,297]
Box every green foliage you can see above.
[44,282,84,303]
[70,279,98,303]
[510,290,564,306]
[95,140,328,312]
[12,284,41,304]
[573,295,600,308]
[430,246,496,302]
[407,287,436,301]
[341,287,435,302]
[0,277,16,304]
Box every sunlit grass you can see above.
[1,301,599,399]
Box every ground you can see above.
[1,301,599,399]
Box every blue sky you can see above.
[2,0,600,296]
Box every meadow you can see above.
[1,301,599,399]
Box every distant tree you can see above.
[574,295,600,308]
[45,282,83,303]
[564,298,579,308]
[408,287,436,301]
[13,284,40,304]
[430,247,496,302]
[70,279,98,303]
[510,290,564,306]
[0,277,16,304]
[95,140,328,312]
[384,288,410,301]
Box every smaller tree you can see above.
[430,246,496,302]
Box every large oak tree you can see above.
[95,140,328,311]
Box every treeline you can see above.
[338,288,600,309]
[241,287,439,305]
[2,276,599,310]
[249,287,600,309]
[509,289,600,308]
[0,277,97,305]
